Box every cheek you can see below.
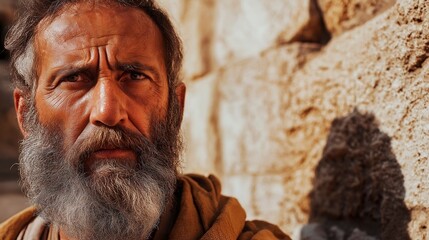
[35,90,91,144]
[125,84,169,135]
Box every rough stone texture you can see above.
[157,0,327,79]
[210,0,327,65]
[292,0,428,237]
[318,0,396,36]
[174,0,429,238]
[181,73,219,175]
[221,174,254,217]
[157,0,216,80]
[217,44,323,175]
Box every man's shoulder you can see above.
[178,174,222,194]
[176,174,291,239]
[0,207,37,240]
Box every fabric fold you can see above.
[0,174,291,240]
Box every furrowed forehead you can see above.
[33,2,164,64]
[36,3,156,42]
[36,1,148,33]
[7,0,181,91]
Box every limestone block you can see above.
[212,0,326,68]
[157,0,216,80]
[252,175,287,226]
[210,0,428,234]
[220,174,294,233]
[356,3,429,238]
[221,174,254,218]
[167,0,429,236]
[217,43,324,175]
[318,0,396,36]
[181,74,220,175]
[409,207,429,238]
[158,0,327,79]
[290,0,429,237]
[215,44,341,233]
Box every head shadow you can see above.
[301,109,411,240]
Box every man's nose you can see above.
[89,80,127,127]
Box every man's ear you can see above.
[14,88,28,137]
[175,82,186,126]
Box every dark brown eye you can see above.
[63,74,82,82]
[129,71,148,81]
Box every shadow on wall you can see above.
[301,110,411,240]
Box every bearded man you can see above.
[0,0,290,239]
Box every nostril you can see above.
[90,100,128,128]
[91,110,123,127]
[90,82,127,127]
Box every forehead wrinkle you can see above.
[42,13,154,45]
[34,2,167,82]
[44,0,134,23]
[49,53,94,69]
[39,2,135,30]
[61,43,109,53]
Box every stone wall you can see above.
[158,0,429,238]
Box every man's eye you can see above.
[62,74,82,82]
[129,72,148,81]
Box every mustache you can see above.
[68,126,158,171]
[20,118,178,240]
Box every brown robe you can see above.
[0,174,290,240]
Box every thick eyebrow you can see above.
[55,66,91,77]
[43,65,92,88]
[116,62,160,80]
[48,64,92,82]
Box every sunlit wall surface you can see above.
[160,0,427,238]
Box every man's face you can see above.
[34,2,169,174]
[15,3,184,240]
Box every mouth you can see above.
[92,148,136,160]
[84,147,138,174]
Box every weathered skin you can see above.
[15,2,186,175]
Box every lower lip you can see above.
[85,149,137,174]
[92,149,136,160]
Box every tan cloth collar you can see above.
[17,216,59,240]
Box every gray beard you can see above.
[19,104,181,240]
